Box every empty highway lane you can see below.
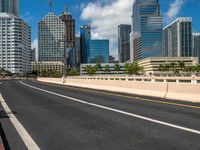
[0,80,200,150]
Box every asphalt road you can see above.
[0,80,200,150]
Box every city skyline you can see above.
[19,0,200,59]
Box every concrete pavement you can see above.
[0,80,200,150]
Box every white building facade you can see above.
[38,12,64,62]
[0,13,31,74]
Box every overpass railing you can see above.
[67,75,200,84]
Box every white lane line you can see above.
[20,81,200,135]
[0,93,40,150]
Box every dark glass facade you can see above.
[89,40,109,63]
[80,25,91,63]
[118,24,131,63]
[131,0,163,61]
[193,33,200,63]
[163,18,192,57]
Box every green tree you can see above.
[67,68,79,76]
[95,63,102,75]
[84,65,97,76]
[114,63,121,74]
[104,65,110,75]
[124,62,143,75]
[169,62,179,75]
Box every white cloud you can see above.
[81,0,134,60]
[32,39,38,61]
[165,0,186,23]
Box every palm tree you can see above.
[84,65,97,76]
[124,62,143,75]
[114,63,121,75]
[104,65,110,75]
[95,63,102,75]
[169,62,179,76]
[178,61,185,76]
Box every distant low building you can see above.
[138,57,199,75]
[32,61,64,73]
[80,63,125,76]
[80,57,199,76]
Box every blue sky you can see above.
[20,0,200,58]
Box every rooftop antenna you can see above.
[48,0,52,12]
[66,2,69,13]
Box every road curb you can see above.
[0,123,7,150]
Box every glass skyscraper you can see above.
[89,40,109,63]
[163,17,192,57]
[80,25,91,63]
[193,33,200,63]
[0,0,19,17]
[130,0,163,61]
[118,24,131,63]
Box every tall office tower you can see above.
[0,0,19,17]
[75,37,81,66]
[89,40,109,63]
[31,48,36,62]
[193,33,200,63]
[163,17,192,57]
[130,0,163,62]
[118,24,131,63]
[59,11,76,66]
[0,13,31,74]
[38,12,64,61]
[80,25,91,63]
[59,11,75,47]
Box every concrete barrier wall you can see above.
[37,78,200,103]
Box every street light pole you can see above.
[63,35,67,77]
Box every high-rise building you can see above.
[130,0,163,62]
[163,17,192,57]
[59,11,76,66]
[31,48,36,62]
[0,0,19,17]
[80,25,91,63]
[59,11,75,47]
[0,13,31,74]
[38,12,64,61]
[75,37,81,66]
[118,24,131,63]
[193,33,200,63]
[89,40,109,63]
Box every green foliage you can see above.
[124,62,143,75]
[40,70,62,78]
[67,68,79,76]
[104,65,110,75]
[0,68,12,76]
[158,62,200,75]
[114,63,121,74]
[84,65,97,76]
[95,63,102,75]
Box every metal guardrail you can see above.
[67,75,200,84]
